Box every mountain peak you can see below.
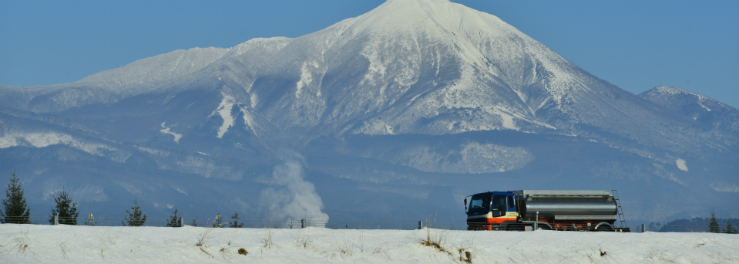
[355,0,512,38]
[642,85,727,109]
[639,85,739,132]
[649,85,704,97]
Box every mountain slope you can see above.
[0,47,228,114]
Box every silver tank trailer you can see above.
[511,190,618,221]
[523,201,617,217]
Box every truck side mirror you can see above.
[464,198,467,211]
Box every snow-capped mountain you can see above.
[640,86,739,134]
[1,0,737,223]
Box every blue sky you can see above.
[1,0,737,108]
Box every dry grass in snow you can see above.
[1,224,738,263]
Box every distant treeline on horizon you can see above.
[655,217,738,232]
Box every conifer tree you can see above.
[724,220,737,234]
[123,199,147,226]
[230,212,244,228]
[166,208,180,227]
[49,186,78,225]
[1,170,31,224]
[708,209,721,233]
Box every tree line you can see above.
[4,170,736,232]
[1,170,245,228]
[644,210,737,234]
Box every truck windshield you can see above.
[468,194,490,214]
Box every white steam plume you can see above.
[259,159,329,227]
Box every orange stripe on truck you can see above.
[486,217,516,224]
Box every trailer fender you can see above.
[594,222,614,231]
[536,222,552,230]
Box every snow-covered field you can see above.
[1,224,737,263]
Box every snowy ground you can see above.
[1,224,737,263]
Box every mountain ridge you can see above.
[640,85,739,134]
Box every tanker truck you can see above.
[464,190,630,232]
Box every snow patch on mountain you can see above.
[353,119,395,135]
[676,158,688,171]
[359,45,387,87]
[296,62,320,98]
[388,142,534,174]
[711,183,739,193]
[0,131,128,162]
[176,156,216,176]
[211,93,236,138]
[116,181,143,195]
[240,107,262,137]
[160,122,183,143]
[499,112,517,130]
[137,146,170,158]
[175,188,188,195]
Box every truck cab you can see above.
[465,191,518,230]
